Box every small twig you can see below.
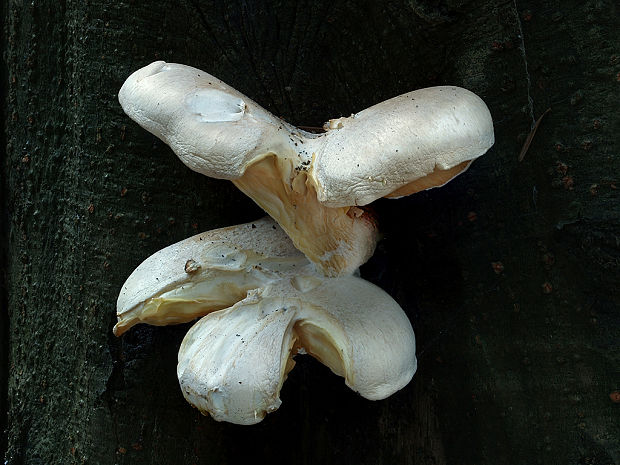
[518,107,551,162]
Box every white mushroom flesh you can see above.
[178,275,416,425]
[114,217,306,335]
[312,86,494,206]
[119,62,493,275]
[115,218,416,425]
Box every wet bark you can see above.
[3,0,619,464]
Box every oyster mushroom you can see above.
[114,217,306,336]
[119,61,494,275]
[115,218,416,425]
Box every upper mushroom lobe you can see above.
[119,62,494,276]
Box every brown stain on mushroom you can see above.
[233,156,377,276]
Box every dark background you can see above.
[2,0,619,464]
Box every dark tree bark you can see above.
[3,0,619,464]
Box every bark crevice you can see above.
[1,0,10,458]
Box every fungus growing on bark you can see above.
[119,61,494,275]
[116,219,416,425]
[116,62,495,424]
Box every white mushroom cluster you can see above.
[116,218,416,424]
[115,61,494,424]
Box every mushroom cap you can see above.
[295,275,416,401]
[119,62,494,206]
[177,274,416,425]
[312,86,495,207]
[118,61,303,179]
[114,218,306,335]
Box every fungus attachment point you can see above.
[115,219,416,425]
[119,62,494,274]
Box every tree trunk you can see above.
[3,0,618,464]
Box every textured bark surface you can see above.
[3,0,619,464]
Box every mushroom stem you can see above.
[233,156,377,276]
